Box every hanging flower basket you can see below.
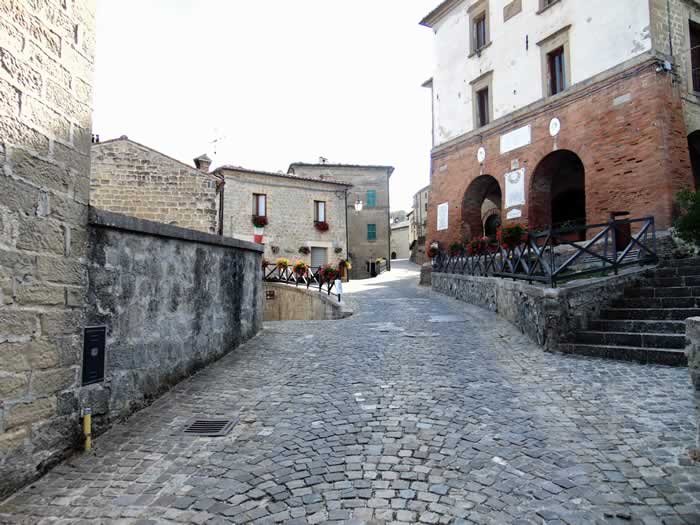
[298,246,311,255]
[497,224,527,250]
[261,258,271,269]
[293,261,309,276]
[276,258,290,270]
[449,242,464,257]
[338,259,352,271]
[320,264,339,282]
[314,221,330,232]
[467,237,490,256]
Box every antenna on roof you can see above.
[319,156,328,164]
[210,128,227,156]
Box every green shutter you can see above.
[367,223,377,241]
[366,190,376,208]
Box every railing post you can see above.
[610,219,618,275]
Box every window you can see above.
[468,1,489,56]
[314,200,326,222]
[367,224,377,241]
[548,47,566,95]
[253,194,266,216]
[476,87,490,127]
[540,0,560,10]
[691,20,700,92]
[474,14,487,50]
[366,190,377,208]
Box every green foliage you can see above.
[675,189,700,245]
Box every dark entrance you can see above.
[462,175,502,240]
[688,131,700,190]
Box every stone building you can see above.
[410,184,431,263]
[217,166,351,267]
[289,163,394,279]
[0,0,96,496]
[390,220,411,260]
[420,0,695,249]
[90,137,221,234]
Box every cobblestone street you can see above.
[1,261,699,524]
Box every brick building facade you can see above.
[90,137,220,234]
[0,0,96,496]
[421,0,697,249]
[217,166,350,266]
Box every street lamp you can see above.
[354,197,363,212]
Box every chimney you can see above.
[194,153,212,173]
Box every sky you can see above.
[93,0,442,212]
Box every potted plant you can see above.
[334,247,343,255]
[293,261,308,276]
[320,264,339,283]
[315,221,330,232]
[276,258,290,270]
[449,242,464,257]
[467,237,489,256]
[298,246,311,255]
[252,215,268,244]
[497,224,527,250]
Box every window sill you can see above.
[536,0,561,15]
[468,41,492,58]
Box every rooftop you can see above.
[216,165,353,187]
[288,162,395,176]
[419,0,462,28]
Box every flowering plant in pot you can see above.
[467,236,490,256]
[497,224,527,250]
[320,264,339,282]
[276,258,290,269]
[293,261,309,276]
[449,242,464,257]
[334,247,343,255]
[298,246,311,255]
[252,215,268,228]
[315,221,330,232]
[427,246,439,258]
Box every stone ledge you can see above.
[88,207,264,254]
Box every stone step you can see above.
[653,266,700,278]
[559,343,687,367]
[651,276,700,287]
[613,297,700,309]
[600,308,700,321]
[624,286,700,299]
[575,331,686,349]
[588,319,686,334]
[663,256,700,268]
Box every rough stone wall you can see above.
[219,168,348,264]
[426,56,694,250]
[263,283,348,321]
[90,138,219,234]
[289,164,393,279]
[0,0,95,497]
[85,209,263,429]
[649,0,700,134]
[432,270,647,351]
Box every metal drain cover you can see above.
[184,418,237,437]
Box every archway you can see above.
[688,131,700,190]
[530,150,586,236]
[462,175,502,240]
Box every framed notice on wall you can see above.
[505,168,526,209]
[437,202,449,231]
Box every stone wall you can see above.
[432,270,647,351]
[263,283,350,321]
[0,0,95,498]
[288,164,394,279]
[90,138,220,234]
[687,317,700,450]
[85,209,263,429]
[219,167,349,265]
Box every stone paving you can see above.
[1,260,699,524]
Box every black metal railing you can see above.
[432,216,657,287]
[263,265,341,300]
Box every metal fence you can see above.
[263,265,341,300]
[432,216,658,287]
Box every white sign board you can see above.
[500,125,531,155]
[437,202,449,231]
[505,168,526,209]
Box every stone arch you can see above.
[529,150,586,233]
[688,131,700,190]
[461,175,502,240]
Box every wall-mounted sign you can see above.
[500,125,531,154]
[437,202,449,231]
[505,168,526,209]
[477,147,486,164]
[549,117,561,137]
[507,209,522,219]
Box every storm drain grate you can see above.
[183,418,237,437]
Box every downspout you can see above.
[386,169,391,272]
[344,188,350,281]
[217,174,225,236]
[667,0,674,58]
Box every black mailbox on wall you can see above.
[82,326,106,386]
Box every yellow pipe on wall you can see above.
[82,408,92,451]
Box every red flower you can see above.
[315,221,330,232]
[252,215,268,228]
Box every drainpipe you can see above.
[667,0,674,58]
[217,174,225,236]
[344,188,350,269]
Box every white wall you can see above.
[430,0,652,146]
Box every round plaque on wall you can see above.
[549,118,561,137]
[477,147,486,164]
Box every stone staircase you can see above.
[561,257,700,366]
